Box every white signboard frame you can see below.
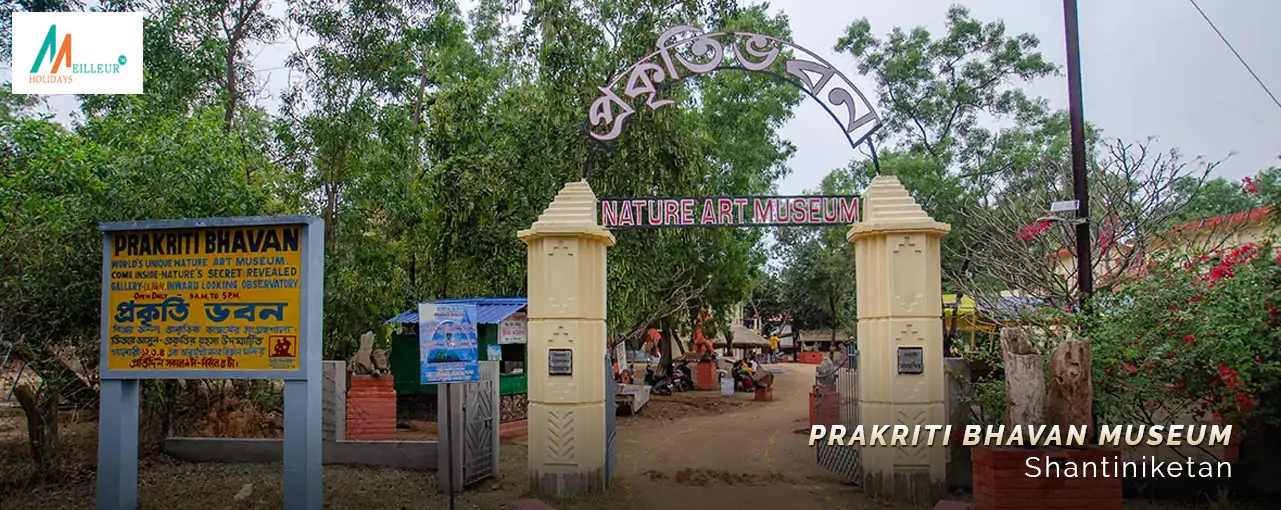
[498,312,527,344]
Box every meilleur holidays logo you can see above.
[12,12,145,95]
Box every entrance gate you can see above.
[604,354,618,485]
[461,362,498,485]
[815,343,861,482]
[523,23,948,503]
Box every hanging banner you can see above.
[599,195,859,229]
[498,312,527,345]
[419,303,479,384]
[103,224,305,373]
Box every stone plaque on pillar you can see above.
[549,349,573,375]
[897,347,924,374]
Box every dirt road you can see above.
[613,363,905,510]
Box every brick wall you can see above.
[972,447,1121,510]
[810,384,838,427]
[346,375,396,440]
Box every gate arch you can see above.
[586,25,882,148]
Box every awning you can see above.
[386,297,527,325]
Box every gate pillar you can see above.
[518,180,615,498]
[848,175,949,505]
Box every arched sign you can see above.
[587,25,881,149]
[585,25,880,229]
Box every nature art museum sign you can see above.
[600,195,859,228]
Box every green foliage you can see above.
[1089,240,1281,434]
[1168,168,1281,226]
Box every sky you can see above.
[12,0,1281,198]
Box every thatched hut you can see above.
[714,324,771,360]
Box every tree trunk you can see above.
[13,384,61,473]
[1048,338,1092,438]
[1000,327,1044,428]
[658,319,673,378]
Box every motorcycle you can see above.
[671,360,695,392]
[644,364,673,396]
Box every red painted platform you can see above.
[346,376,397,440]
[695,360,718,390]
[972,447,1121,510]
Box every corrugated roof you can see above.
[386,298,527,325]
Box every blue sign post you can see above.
[96,216,324,510]
[418,303,480,384]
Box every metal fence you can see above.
[815,342,861,483]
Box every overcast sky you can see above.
[14,0,1280,198]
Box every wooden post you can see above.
[1048,338,1092,436]
[1000,327,1044,428]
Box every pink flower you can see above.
[1017,220,1052,241]
[1242,177,1257,194]
[1183,334,1195,343]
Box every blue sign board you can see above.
[419,303,479,384]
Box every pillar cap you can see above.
[519,180,616,246]
[848,175,950,241]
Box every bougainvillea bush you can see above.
[1089,239,1281,438]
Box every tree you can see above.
[956,138,1223,315]
[830,4,1059,307]
[775,170,860,337]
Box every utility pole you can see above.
[1063,0,1093,311]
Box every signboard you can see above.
[97,216,324,510]
[487,345,503,361]
[549,349,573,376]
[103,223,304,375]
[419,303,479,384]
[897,347,924,374]
[498,312,527,344]
[599,195,859,229]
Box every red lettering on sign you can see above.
[601,201,618,227]
[717,199,733,223]
[840,197,859,223]
[733,198,748,223]
[680,199,695,225]
[791,199,806,223]
[700,198,717,224]
[618,200,635,226]
[664,200,680,225]
[823,197,838,222]
[755,198,774,223]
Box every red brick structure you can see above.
[695,360,718,390]
[797,351,824,365]
[810,384,838,427]
[972,447,1122,510]
[346,375,397,440]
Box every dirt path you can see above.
[613,363,905,510]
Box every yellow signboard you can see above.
[105,225,303,372]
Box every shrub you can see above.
[1089,239,1281,435]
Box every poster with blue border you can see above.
[418,302,479,384]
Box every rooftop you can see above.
[386,297,527,325]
